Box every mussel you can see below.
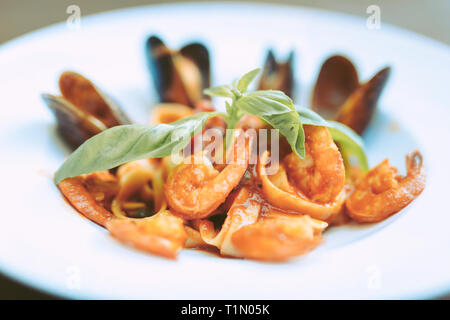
[146,35,210,108]
[42,71,131,149]
[258,49,294,97]
[312,55,391,134]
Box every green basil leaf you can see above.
[236,90,305,157]
[326,121,369,172]
[295,105,369,172]
[250,89,295,109]
[236,68,261,93]
[55,112,222,183]
[295,105,329,126]
[203,85,234,98]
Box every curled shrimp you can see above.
[106,210,187,259]
[164,130,254,219]
[196,187,260,257]
[58,172,118,227]
[346,150,426,223]
[232,212,328,262]
[284,125,345,203]
[259,126,346,221]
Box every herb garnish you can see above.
[55,69,367,183]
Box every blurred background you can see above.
[1,0,449,45]
[0,0,448,299]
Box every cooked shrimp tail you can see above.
[232,214,327,261]
[258,125,347,221]
[106,210,187,259]
[346,150,426,223]
[58,174,116,227]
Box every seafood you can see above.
[232,212,327,261]
[258,49,294,97]
[42,71,131,148]
[284,125,345,204]
[58,172,117,227]
[184,225,208,248]
[346,150,426,223]
[312,55,391,134]
[48,54,427,262]
[165,130,254,219]
[81,171,119,207]
[195,188,328,261]
[197,187,260,257]
[146,35,210,108]
[259,125,347,221]
[151,101,226,141]
[312,55,359,120]
[259,153,347,221]
[106,210,187,259]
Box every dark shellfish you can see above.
[312,55,391,134]
[42,71,131,149]
[146,35,210,108]
[258,49,294,98]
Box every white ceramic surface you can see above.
[0,3,449,299]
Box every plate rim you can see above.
[0,2,449,300]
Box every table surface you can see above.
[0,0,448,300]
[1,0,449,46]
[0,273,56,299]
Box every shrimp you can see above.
[164,130,254,219]
[196,187,260,257]
[258,125,347,221]
[58,173,117,227]
[284,125,345,203]
[106,210,187,259]
[259,152,347,221]
[82,171,119,206]
[346,150,425,223]
[196,187,328,261]
[232,212,328,261]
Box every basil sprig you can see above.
[205,69,305,157]
[55,68,368,184]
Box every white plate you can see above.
[0,3,449,299]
